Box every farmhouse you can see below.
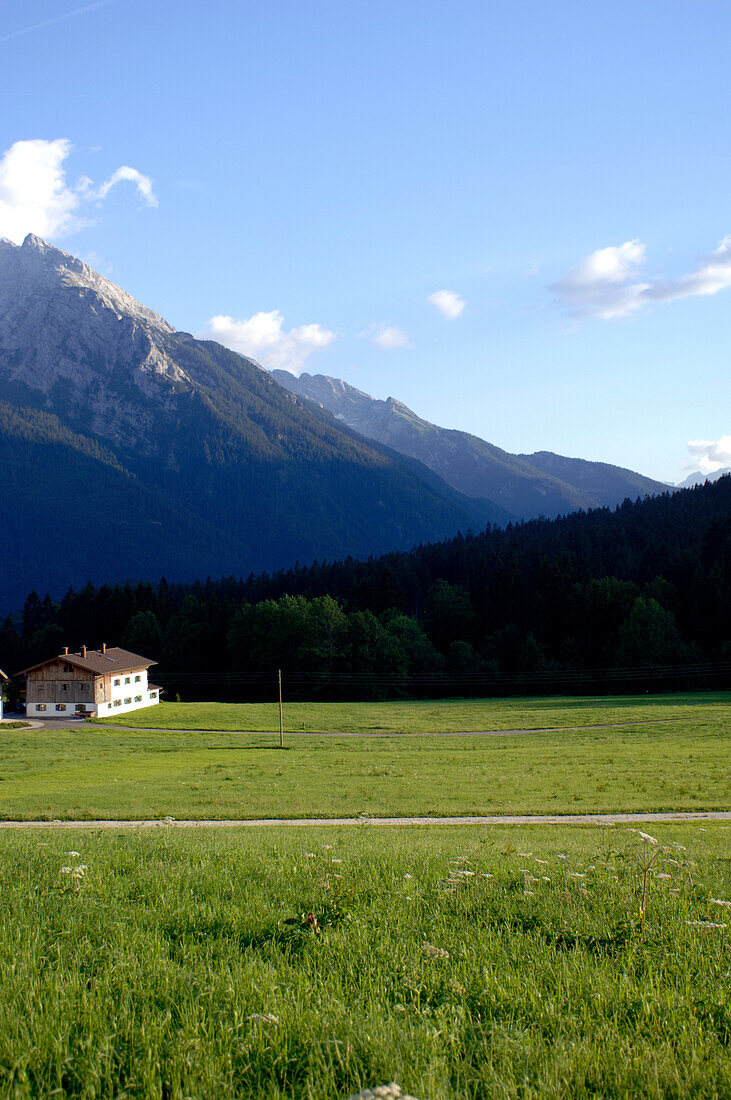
[21,646,161,718]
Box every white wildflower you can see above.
[331,858,343,864]
[656,873,672,880]
[404,873,413,880]
[517,852,533,857]
[541,876,551,882]
[60,864,86,877]
[66,851,81,858]
[708,898,731,908]
[421,942,450,959]
[557,854,568,861]
[347,1084,420,1100]
[535,858,548,865]
[304,853,316,858]
[246,1012,279,1023]
[685,920,727,930]
[638,832,658,845]
[568,872,586,879]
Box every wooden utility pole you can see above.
[278,668,284,748]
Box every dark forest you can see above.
[3,477,730,703]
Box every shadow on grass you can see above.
[498,914,637,955]
[159,910,344,961]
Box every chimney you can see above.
[81,645,87,658]
[63,646,68,655]
[102,642,106,654]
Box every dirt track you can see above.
[0,811,728,830]
[21,715,693,735]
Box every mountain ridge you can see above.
[677,466,731,489]
[271,369,669,520]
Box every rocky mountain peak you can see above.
[5,233,175,336]
[0,235,190,447]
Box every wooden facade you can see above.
[26,659,96,707]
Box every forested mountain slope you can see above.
[6,477,729,699]
[0,235,500,606]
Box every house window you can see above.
[62,683,68,692]
[124,677,131,684]
[150,692,157,699]
[114,679,121,687]
[114,699,122,707]
[56,704,66,711]
[37,704,47,712]
[124,697,131,705]
[75,705,86,713]
[134,675,141,683]
[134,695,142,702]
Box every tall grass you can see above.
[0,824,728,1098]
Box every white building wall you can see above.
[94,689,160,716]
[28,668,160,718]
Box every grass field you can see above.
[93,693,731,734]
[0,822,728,1098]
[1,714,729,821]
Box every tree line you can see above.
[2,477,729,702]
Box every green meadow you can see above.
[0,823,728,1099]
[2,696,729,1097]
[93,693,731,734]
[0,718,729,821]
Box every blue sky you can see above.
[1,0,730,482]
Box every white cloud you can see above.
[686,435,731,474]
[647,236,731,303]
[200,311,336,374]
[428,289,465,320]
[0,139,80,242]
[95,166,158,207]
[553,236,731,319]
[551,241,648,319]
[0,138,157,245]
[371,324,410,349]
